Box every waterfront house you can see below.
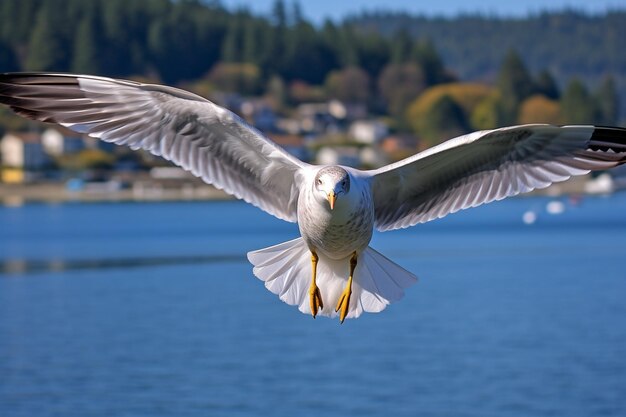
[0,132,50,182]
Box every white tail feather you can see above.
[247,238,418,319]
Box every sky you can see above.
[220,0,625,23]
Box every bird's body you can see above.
[298,167,373,260]
[1,72,625,321]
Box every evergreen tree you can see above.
[594,76,619,125]
[326,24,359,68]
[71,6,102,74]
[497,49,535,124]
[0,41,19,72]
[260,0,288,76]
[242,15,259,64]
[221,15,241,63]
[26,2,68,71]
[534,69,560,100]
[283,20,336,84]
[411,39,449,86]
[390,29,412,64]
[561,79,596,124]
[354,32,390,80]
[1,0,42,46]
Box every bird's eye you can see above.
[317,179,322,185]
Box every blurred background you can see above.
[0,1,625,417]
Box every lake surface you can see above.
[0,195,625,417]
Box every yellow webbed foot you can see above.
[335,252,357,324]
[309,251,323,318]
[335,283,352,323]
[309,283,324,318]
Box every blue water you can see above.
[0,195,625,417]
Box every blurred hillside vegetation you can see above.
[0,0,623,149]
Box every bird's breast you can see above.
[297,186,374,259]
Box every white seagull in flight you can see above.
[1,73,625,322]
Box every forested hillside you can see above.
[1,1,623,86]
[0,0,623,143]
[349,11,626,114]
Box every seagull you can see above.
[1,73,625,322]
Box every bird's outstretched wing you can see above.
[369,124,626,231]
[0,72,307,222]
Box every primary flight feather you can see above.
[1,72,625,322]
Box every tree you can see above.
[354,32,390,80]
[390,29,412,64]
[517,95,562,125]
[408,82,494,130]
[497,49,535,124]
[242,15,260,64]
[263,0,288,75]
[594,76,619,125]
[323,23,358,68]
[208,63,261,96]
[283,20,336,84]
[26,2,68,71]
[378,63,426,122]
[411,39,450,86]
[534,69,560,100]
[71,6,102,74]
[471,93,506,130]
[324,66,370,104]
[0,41,19,72]
[561,79,596,124]
[221,14,241,63]
[408,94,469,148]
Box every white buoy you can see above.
[523,210,537,225]
[546,200,565,215]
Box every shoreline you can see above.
[0,182,232,206]
[0,174,615,206]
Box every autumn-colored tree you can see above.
[412,94,469,148]
[407,82,494,130]
[413,83,493,116]
[517,95,562,125]
[208,63,262,96]
[470,93,506,130]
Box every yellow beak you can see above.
[327,192,337,210]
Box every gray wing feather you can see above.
[369,124,626,231]
[0,73,307,222]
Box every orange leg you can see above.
[335,252,357,324]
[309,251,323,318]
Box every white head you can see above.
[314,166,351,210]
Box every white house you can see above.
[349,120,388,144]
[1,132,49,169]
[316,146,360,167]
[41,128,85,155]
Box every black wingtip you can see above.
[588,126,626,153]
